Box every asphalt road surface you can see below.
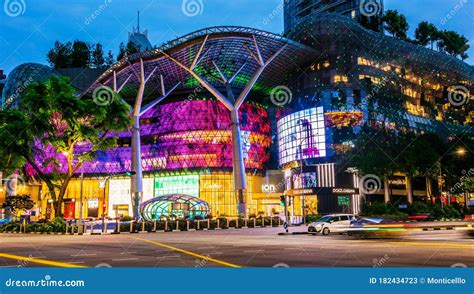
[0,227,472,268]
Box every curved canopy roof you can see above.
[140,194,211,220]
[85,26,318,104]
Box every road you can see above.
[0,227,472,268]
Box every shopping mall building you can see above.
[1,0,473,220]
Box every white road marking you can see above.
[111,258,139,261]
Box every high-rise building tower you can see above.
[284,0,384,34]
[128,11,153,51]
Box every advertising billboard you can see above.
[277,107,326,165]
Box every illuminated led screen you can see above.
[154,175,200,197]
[277,107,326,165]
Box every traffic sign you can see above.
[283,222,288,229]
[337,196,350,205]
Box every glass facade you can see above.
[28,100,271,176]
[200,174,257,217]
[2,63,58,109]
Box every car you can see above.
[308,214,355,235]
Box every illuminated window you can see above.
[333,75,349,83]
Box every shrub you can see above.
[120,215,133,222]
[408,202,430,214]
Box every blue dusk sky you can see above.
[1,0,473,74]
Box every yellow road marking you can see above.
[387,241,474,249]
[126,236,241,268]
[0,253,88,268]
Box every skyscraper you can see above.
[284,0,384,34]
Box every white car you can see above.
[308,214,355,235]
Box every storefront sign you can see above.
[262,184,276,193]
[292,188,315,196]
[332,188,357,194]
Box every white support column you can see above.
[113,59,179,220]
[130,59,146,220]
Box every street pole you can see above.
[439,161,444,209]
[299,145,306,225]
[284,194,288,233]
[78,156,84,235]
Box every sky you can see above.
[1,0,473,75]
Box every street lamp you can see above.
[456,147,467,156]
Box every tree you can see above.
[105,50,115,67]
[69,40,91,68]
[382,10,409,40]
[91,43,105,68]
[47,41,72,68]
[346,126,401,203]
[359,15,382,32]
[398,133,447,203]
[415,21,438,48]
[117,41,141,61]
[0,77,131,217]
[439,30,470,59]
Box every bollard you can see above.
[187,220,190,231]
[227,219,229,229]
[153,220,157,232]
[217,219,220,229]
[130,221,134,233]
[142,221,145,232]
[165,220,168,231]
[65,222,69,234]
[254,218,256,228]
[207,219,210,230]
[197,220,200,230]
[244,219,247,228]
[176,220,179,231]
[91,222,95,234]
[261,218,265,228]
[270,217,273,227]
